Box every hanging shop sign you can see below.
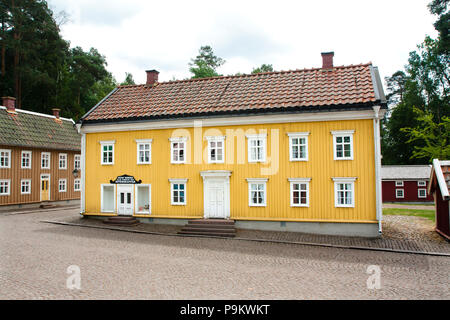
[110,174,142,184]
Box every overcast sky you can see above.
[48,0,437,86]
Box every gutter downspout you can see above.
[76,123,86,215]
[373,106,383,234]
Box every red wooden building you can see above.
[381,165,433,203]
[429,159,450,240]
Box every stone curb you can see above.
[40,220,450,258]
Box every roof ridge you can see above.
[0,106,75,124]
[120,62,374,88]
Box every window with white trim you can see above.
[101,184,115,212]
[170,137,187,164]
[41,152,50,169]
[417,180,426,187]
[333,178,356,207]
[0,149,11,168]
[246,178,267,206]
[207,136,225,163]
[100,141,115,165]
[395,181,404,187]
[59,153,67,169]
[21,179,31,194]
[170,179,187,205]
[135,184,151,214]
[74,155,81,170]
[289,178,310,207]
[396,189,404,199]
[0,179,10,195]
[21,151,32,169]
[418,189,427,198]
[136,139,152,164]
[247,134,266,163]
[332,130,354,160]
[74,178,81,192]
[288,132,309,161]
[58,179,66,192]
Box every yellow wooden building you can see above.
[77,52,387,237]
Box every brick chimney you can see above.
[145,70,159,86]
[2,96,16,113]
[52,108,61,120]
[321,52,334,69]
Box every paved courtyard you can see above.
[0,208,449,299]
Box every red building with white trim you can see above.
[429,159,450,240]
[382,165,433,203]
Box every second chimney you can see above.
[146,70,159,86]
[321,52,334,69]
[2,96,16,113]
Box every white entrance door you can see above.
[117,185,133,216]
[207,180,226,218]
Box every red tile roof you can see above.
[82,63,384,122]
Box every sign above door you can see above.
[110,174,142,184]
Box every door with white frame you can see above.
[201,171,231,219]
[117,185,133,216]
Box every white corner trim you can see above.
[433,159,450,199]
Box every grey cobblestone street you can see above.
[0,208,449,299]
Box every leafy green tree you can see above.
[401,107,450,160]
[189,45,225,79]
[251,64,274,74]
[428,0,449,54]
[120,72,135,85]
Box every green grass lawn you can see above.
[383,208,436,222]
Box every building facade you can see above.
[77,53,387,237]
[0,97,81,207]
[429,159,450,240]
[381,165,433,203]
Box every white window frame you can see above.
[135,139,153,165]
[169,179,187,205]
[418,188,427,199]
[331,130,354,160]
[58,179,67,193]
[333,177,356,208]
[395,189,404,199]
[21,179,31,195]
[41,152,50,169]
[206,136,225,164]
[246,134,267,163]
[100,140,115,165]
[0,179,11,195]
[288,178,311,207]
[287,132,309,161]
[395,180,404,187]
[59,153,67,170]
[135,184,151,214]
[21,150,32,169]
[170,137,187,164]
[74,178,81,192]
[417,180,426,187]
[0,149,11,168]
[74,154,81,170]
[101,184,116,213]
[246,178,268,207]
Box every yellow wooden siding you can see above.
[84,119,376,222]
